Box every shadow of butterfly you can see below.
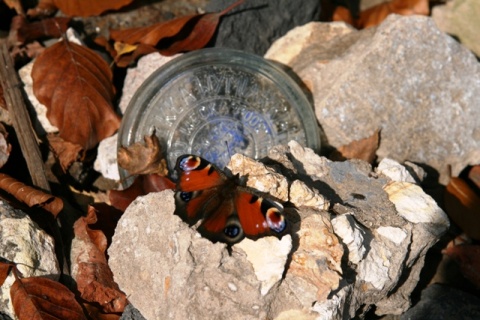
[174,155,287,244]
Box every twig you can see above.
[0,41,70,277]
[0,41,50,191]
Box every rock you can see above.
[94,133,120,181]
[401,283,480,320]
[206,0,322,55]
[108,190,291,320]
[234,236,292,296]
[0,200,60,318]
[376,158,418,184]
[432,0,480,57]
[331,213,368,265]
[109,143,449,319]
[265,15,480,184]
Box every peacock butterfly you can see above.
[174,154,287,244]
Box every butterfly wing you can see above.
[234,189,287,238]
[174,154,287,245]
[174,155,226,224]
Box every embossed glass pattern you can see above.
[118,48,320,179]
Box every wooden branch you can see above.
[0,41,50,192]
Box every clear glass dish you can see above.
[118,48,320,180]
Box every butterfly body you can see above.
[174,155,287,244]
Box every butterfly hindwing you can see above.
[235,189,286,238]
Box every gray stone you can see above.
[109,142,449,319]
[206,0,322,55]
[432,0,480,57]
[401,284,480,320]
[266,15,480,184]
[0,201,60,318]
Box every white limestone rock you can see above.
[94,133,120,181]
[331,214,368,265]
[0,201,60,318]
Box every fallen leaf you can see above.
[109,0,244,66]
[0,123,11,169]
[468,165,480,190]
[444,177,480,240]
[334,0,429,29]
[32,39,120,150]
[109,174,175,212]
[89,203,123,253]
[83,302,121,320]
[117,133,168,176]
[0,173,63,217]
[47,134,83,171]
[443,244,480,288]
[29,0,133,17]
[0,261,14,286]
[72,207,127,313]
[4,0,24,15]
[11,275,86,320]
[16,16,71,44]
[0,83,5,109]
[26,0,57,18]
[330,129,380,163]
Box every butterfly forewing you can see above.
[175,155,225,192]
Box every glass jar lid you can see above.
[118,48,320,179]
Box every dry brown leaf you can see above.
[117,133,168,176]
[83,303,121,320]
[29,0,133,17]
[0,123,11,169]
[443,244,480,288]
[72,207,127,313]
[0,82,6,110]
[11,275,86,320]
[16,16,71,44]
[0,261,14,286]
[330,129,380,163]
[444,177,480,240]
[32,40,120,150]
[4,0,24,15]
[47,134,83,171]
[109,0,244,66]
[468,165,480,190]
[109,174,176,212]
[334,0,429,29]
[0,173,63,217]
[26,0,57,18]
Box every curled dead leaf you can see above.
[0,261,15,286]
[29,0,134,17]
[330,129,380,163]
[16,16,71,44]
[109,0,244,66]
[0,173,63,217]
[117,133,168,176]
[72,207,127,313]
[443,244,480,288]
[48,134,83,172]
[11,273,86,320]
[109,174,175,212]
[334,0,429,29]
[32,40,120,150]
[0,123,11,169]
[444,177,480,240]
